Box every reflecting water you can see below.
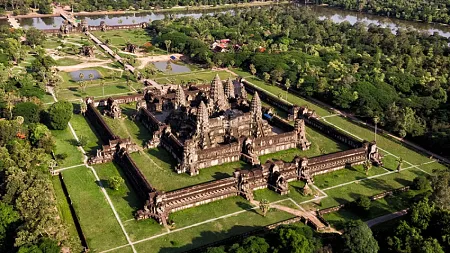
[153,61,191,73]
[70,69,102,81]
[8,5,450,39]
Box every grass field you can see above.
[91,29,166,55]
[50,127,84,168]
[51,177,83,251]
[55,57,83,66]
[62,167,128,251]
[70,113,102,155]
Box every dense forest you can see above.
[0,27,78,252]
[150,6,450,156]
[319,0,450,25]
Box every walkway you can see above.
[7,16,20,29]
[366,209,408,228]
[57,7,77,26]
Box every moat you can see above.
[8,5,450,38]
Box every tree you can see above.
[48,101,73,130]
[88,73,94,84]
[342,220,379,253]
[418,238,444,253]
[396,157,403,173]
[363,160,372,175]
[164,40,171,53]
[78,72,84,81]
[0,202,19,250]
[413,176,430,191]
[108,176,124,190]
[25,28,46,48]
[250,64,256,76]
[28,123,55,153]
[355,196,371,212]
[373,116,380,142]
[430,171,450,210]
[13,102,41,124]
[100,79,106,97]
[259,199,270,217]
[263,72,270,83]
[284,78,291,101]
[77,135,88,147]
[273,224,320,253]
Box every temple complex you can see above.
[81,75,383,226]
[136,74,311,175]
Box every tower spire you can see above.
[210,74,227,111]
[250,92,264,138]
[224,78,235,99]
[197,101,210,149]
[175,85,186,109]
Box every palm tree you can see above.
[396,157,403,173]
[88,73,94,84]
[100,79,106,97]
[79,81,86,94]
[373,116,380,142]
[79,72,84,81]
[284,79,291,101]
[164,40,171,54]
[166,61,173,72]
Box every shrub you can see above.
[413,176,430,190]
[355,196,371,212]
[48,101,73,130]
[108,176,124,190]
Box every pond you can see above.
[70,69,102,81]
[153,61,191,73]
[18,17,65,29]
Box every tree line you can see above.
[149,6,450,156]
[318,0,450,25]
[0,26,78,252]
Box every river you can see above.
[8,5,450,39]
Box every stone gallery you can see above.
[82,75,383,226]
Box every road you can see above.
[366,209,408,228]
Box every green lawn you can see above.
[323,189,427,229]
[314,165,388,190]
[260,127,348,164]
[55,57,83,66]
[51,177,83,251]
[133,206,294,253]
[319,167,427,208]
[56,82,140,102]
[232,68,332,116]
[101,103,152,147]
[62,168,128,251]
[323,116,439,166]
[130,148,250,192]
[50,127,84,168]
[91,29,163,54]
[70,113,102,155]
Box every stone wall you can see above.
[115,151,154,200]
[162,177,239,213]
[254,131,298,156]
[307,147,367,175]
[85,102,119,143]
[304,117,362,148]
[42,23,146,34]
[197,142,241,169]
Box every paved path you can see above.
[366,209,408,228]
[7,17,20,29]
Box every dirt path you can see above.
[137,54,183,69]
[56,60,113,71]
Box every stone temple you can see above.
[136,74,311,176]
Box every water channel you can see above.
[7,5,450,39]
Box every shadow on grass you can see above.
[148,148,177,168]
[158,225,260,253]
[212,172,232,180]
[237,201,259,215]
[95,179,109,188]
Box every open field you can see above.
[51,177,83,251]
[70,113,102,155]
[51,127,84,168]
[61,167,128,251]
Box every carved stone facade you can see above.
[80,45,94,57]
[103,97,122,119]
[137,75,310,176]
